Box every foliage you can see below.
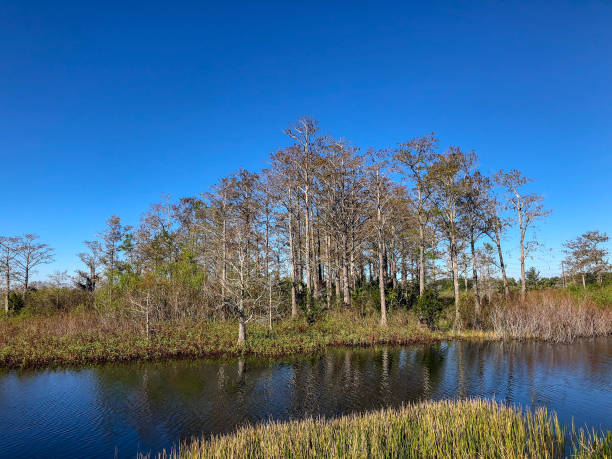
[8,291,25,313]
[414,290,443,328]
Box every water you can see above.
[1,337,610,458]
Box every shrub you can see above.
[414,289,443,329]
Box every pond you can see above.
[1,337,610,458]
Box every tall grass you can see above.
[150,399,610,458]
[491,290,612,342]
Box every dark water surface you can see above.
[1,337,611,458]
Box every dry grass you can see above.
[491,290,612,342]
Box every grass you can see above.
[150,399,611,458]
[0,309,498,369]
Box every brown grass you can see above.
[491,290,612,342]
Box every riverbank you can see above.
[1,310,497,369]
[152,399,610,458]
[3,295,611,370]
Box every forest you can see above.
[1,118,611,367]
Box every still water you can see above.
[1,337,610,458]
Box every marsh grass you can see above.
[0,310,456,369]
[1,289,610,369]
[149,399,610,458]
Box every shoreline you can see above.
[1,313,506,370]
[0,312,610,370]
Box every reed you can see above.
[491,290,612,342]
[150,399,610,458]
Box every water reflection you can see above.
[0,337,610,458]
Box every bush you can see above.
[8,291,25,313]
[414,289,443,329]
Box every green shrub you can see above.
[415,289,443,328]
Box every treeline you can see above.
[1,118,610,343]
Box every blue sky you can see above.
[1,1,611,280]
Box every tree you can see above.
[285,117,323,304]
[49,270,69,309]
[394,134,437,296]
[318,139,367,308]
[99,215,131,304]
[430,148,474,325]
[484,196,511,298]
[366,149,394,326]
[76,240,103,292]
[525,267,541,290]
[458,171,490,326]
[15,234,54,295]
[223,170,262,344]
[497,170,550,301]
[270,147,303,318]
[0,236,22,313]
[563,230,610,288]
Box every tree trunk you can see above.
[518,209,526,302]
[469,230,481,327]
[377,205,387,326]
[303,197,313,309]
[237,247,247,345]
[520,232,526,302]
[335,248,341,304]
[494,226,510,298]
[450,236,460,327]
[418,223,425,296]
[23,265,29,295]
[288,213,298,318]
[265,209,272,331]
[431,239,436,284]
[326,234,332,310]
[221,217,227,320]
[341,233,351,307]
[4,267,9,314]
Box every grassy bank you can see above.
[152,399,611,458]
[2,289,610,369]
[0,310,495,369]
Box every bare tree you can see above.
[0,236,22,313]
[459,171,490,326]
[221,170,262,344]
[497,170,550,301]
[49,270,69,309]
[76,240,103,292]
[318,139,367,308]
[16,234,54,295]
[484,196,511,298]
[430,148,474,325]
[285,117,322,305]
[394,134,437,296]
[366,149,395,326]
[270,147,303,318]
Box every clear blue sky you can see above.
[1,1,611,280]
